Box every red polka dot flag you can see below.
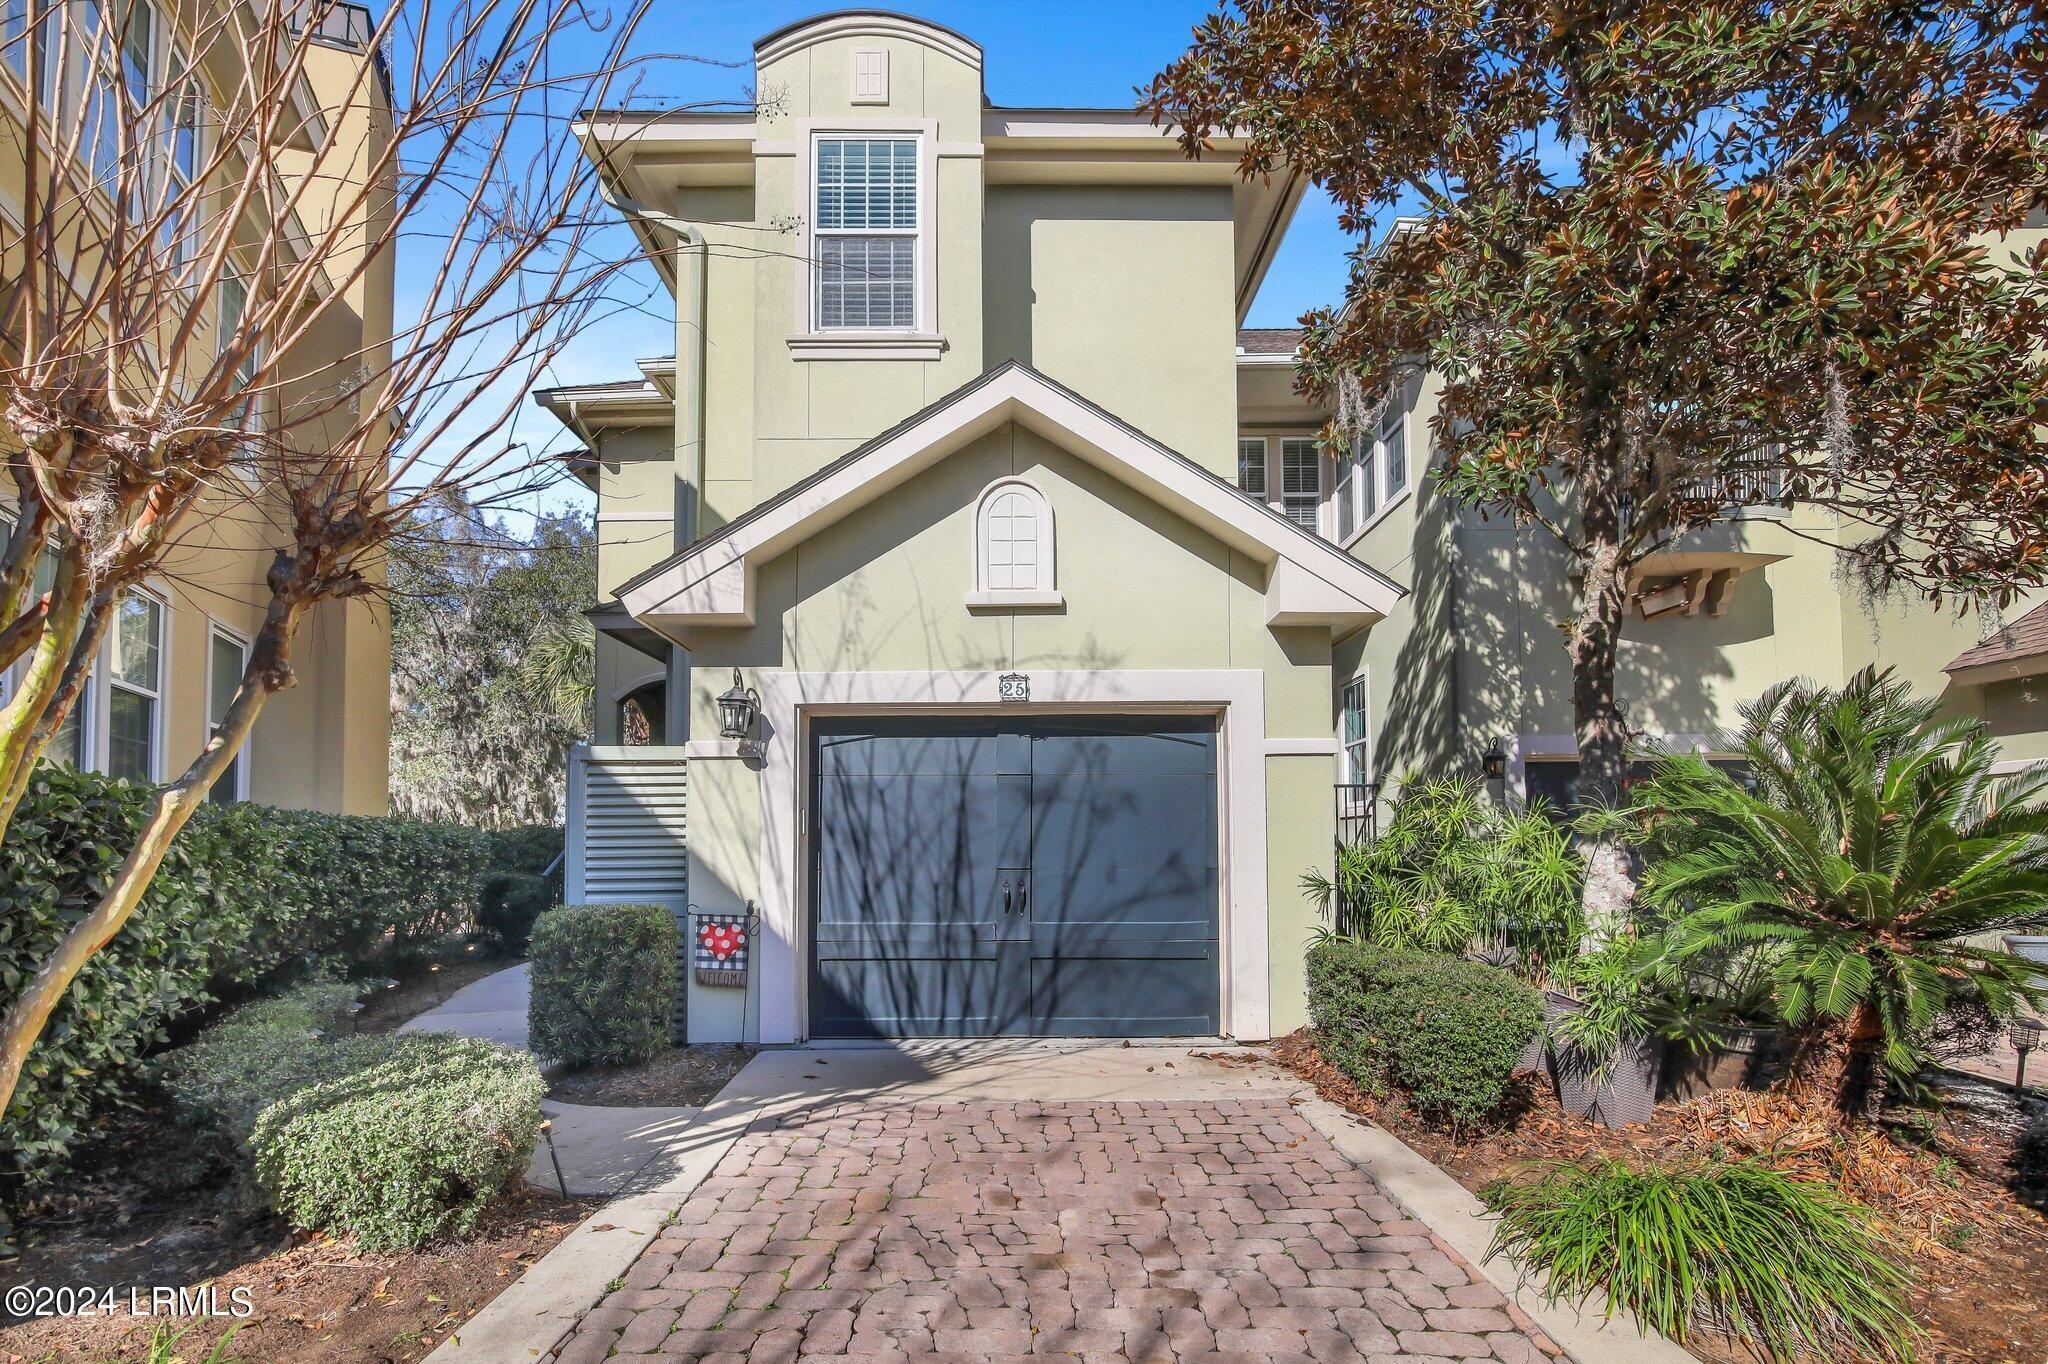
[692,912,751,987]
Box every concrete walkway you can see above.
[428,1042,1697,1364]
[400,962,701,1198]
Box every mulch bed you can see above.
[350,944,514,1035]
[547,1043,760,1108]
[0,1184,593,1363]
[1266,1028,2048,1364]
[0,947,591,1364]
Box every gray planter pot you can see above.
[1545,991,1661,1127]
[1658,1024,1786,1102]
[2005,935,2048,991]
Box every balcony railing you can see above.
[1621,465,1789,529]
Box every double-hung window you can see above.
[161,57,200,266]
[207,625,249,802]
[1279,438,1322,533]
[1340,675,1371,785]
[2,0,26,81]
[1329,392,1410,542]
[1237,434,1326,536]
[1236,437,1267,501]
[813,135,917,331]
[107,591,164,782]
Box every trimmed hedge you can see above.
[251,1035,543,1250]
[0,763,516,1191]
[1307,940,1542,1128]
[157,981,385,1155]
[529,903,677,1067]
[476,871,558,954]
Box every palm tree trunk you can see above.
[1781,1003,1886,1121]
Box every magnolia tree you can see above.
[1149,0,2048,930]
[0,0,667,1123]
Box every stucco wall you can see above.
[674,419,1336,1038]
[984,185,1239,477]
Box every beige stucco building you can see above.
[0,2,391,816]
[543,9,2045,1045]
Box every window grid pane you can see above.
[1280,439,1320,532]
[1341,678,1370,783]
[112,595,161,692]
[209,632,244,803]
[817,236,914,329]
[107,687,154,782]
[1236,438,1266,498]
[1380,406,1407,496]
[815,137,916,231]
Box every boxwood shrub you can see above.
[157,981,382,1154]
[529,903,677,1067]
[1307,939,1541,1128]
[251,1034,543,1249]
[0,763,519,1191]
[476,871,558,954]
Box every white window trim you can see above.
[1236,430,1327,536]
[204,617,251,800]
[966,476,1061,608]
[1336,396,1414,550]
[1339,671,1373,785]
[94,584,170,783]
[788,117,943,359]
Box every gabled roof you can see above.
[616,361,1405,641]
[1946,602,2048,685]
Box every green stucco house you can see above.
[536,9,2048,1047]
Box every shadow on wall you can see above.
[1376,491,1747,796]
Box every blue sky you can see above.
[501,0,1353,519]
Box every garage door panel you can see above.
[811,957,1007,1039]
[809,717,1219,1039]
[1029,950,1219,1037]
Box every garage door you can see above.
[809,716,1219,1038]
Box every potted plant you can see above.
[1546,935,1668,1127]
[1653,953,1788,1100]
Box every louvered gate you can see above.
[564,743,689,1036]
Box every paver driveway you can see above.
[551,1097,1562,1363]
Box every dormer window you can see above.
[967,477,1061,608]
[814,135,917,331]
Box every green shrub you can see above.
[0,763,493,1191]
[1482,1157,1920,1363]
[529,903,677,1067]
[1307,939,1541,1127]
[1302,777,1582,973]
[476,872,557,954]
[156,981,382,1152]
[250,1035,543,1250]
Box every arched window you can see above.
[970,477,1060,606]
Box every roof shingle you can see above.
[1945,601,2048,674]
[1237,327,1305,355]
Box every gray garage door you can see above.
[809,716,1219,1038]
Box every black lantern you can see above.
[716,668,759,741]
[2012,1017,2044,1093]
[1480,742,1507,783]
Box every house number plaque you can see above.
[999,672,1029,702]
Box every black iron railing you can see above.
[1332,782,1379,938]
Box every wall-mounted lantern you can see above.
[1480,741,1507,785]
[717,668,760,741]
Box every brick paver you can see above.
[548,1098,1561,1363]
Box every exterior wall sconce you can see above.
[1480,741,1507,785]
[717,668,760,743]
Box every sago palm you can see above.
[1632,667,2048,1117]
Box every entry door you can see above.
[808,716,1219,1038]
